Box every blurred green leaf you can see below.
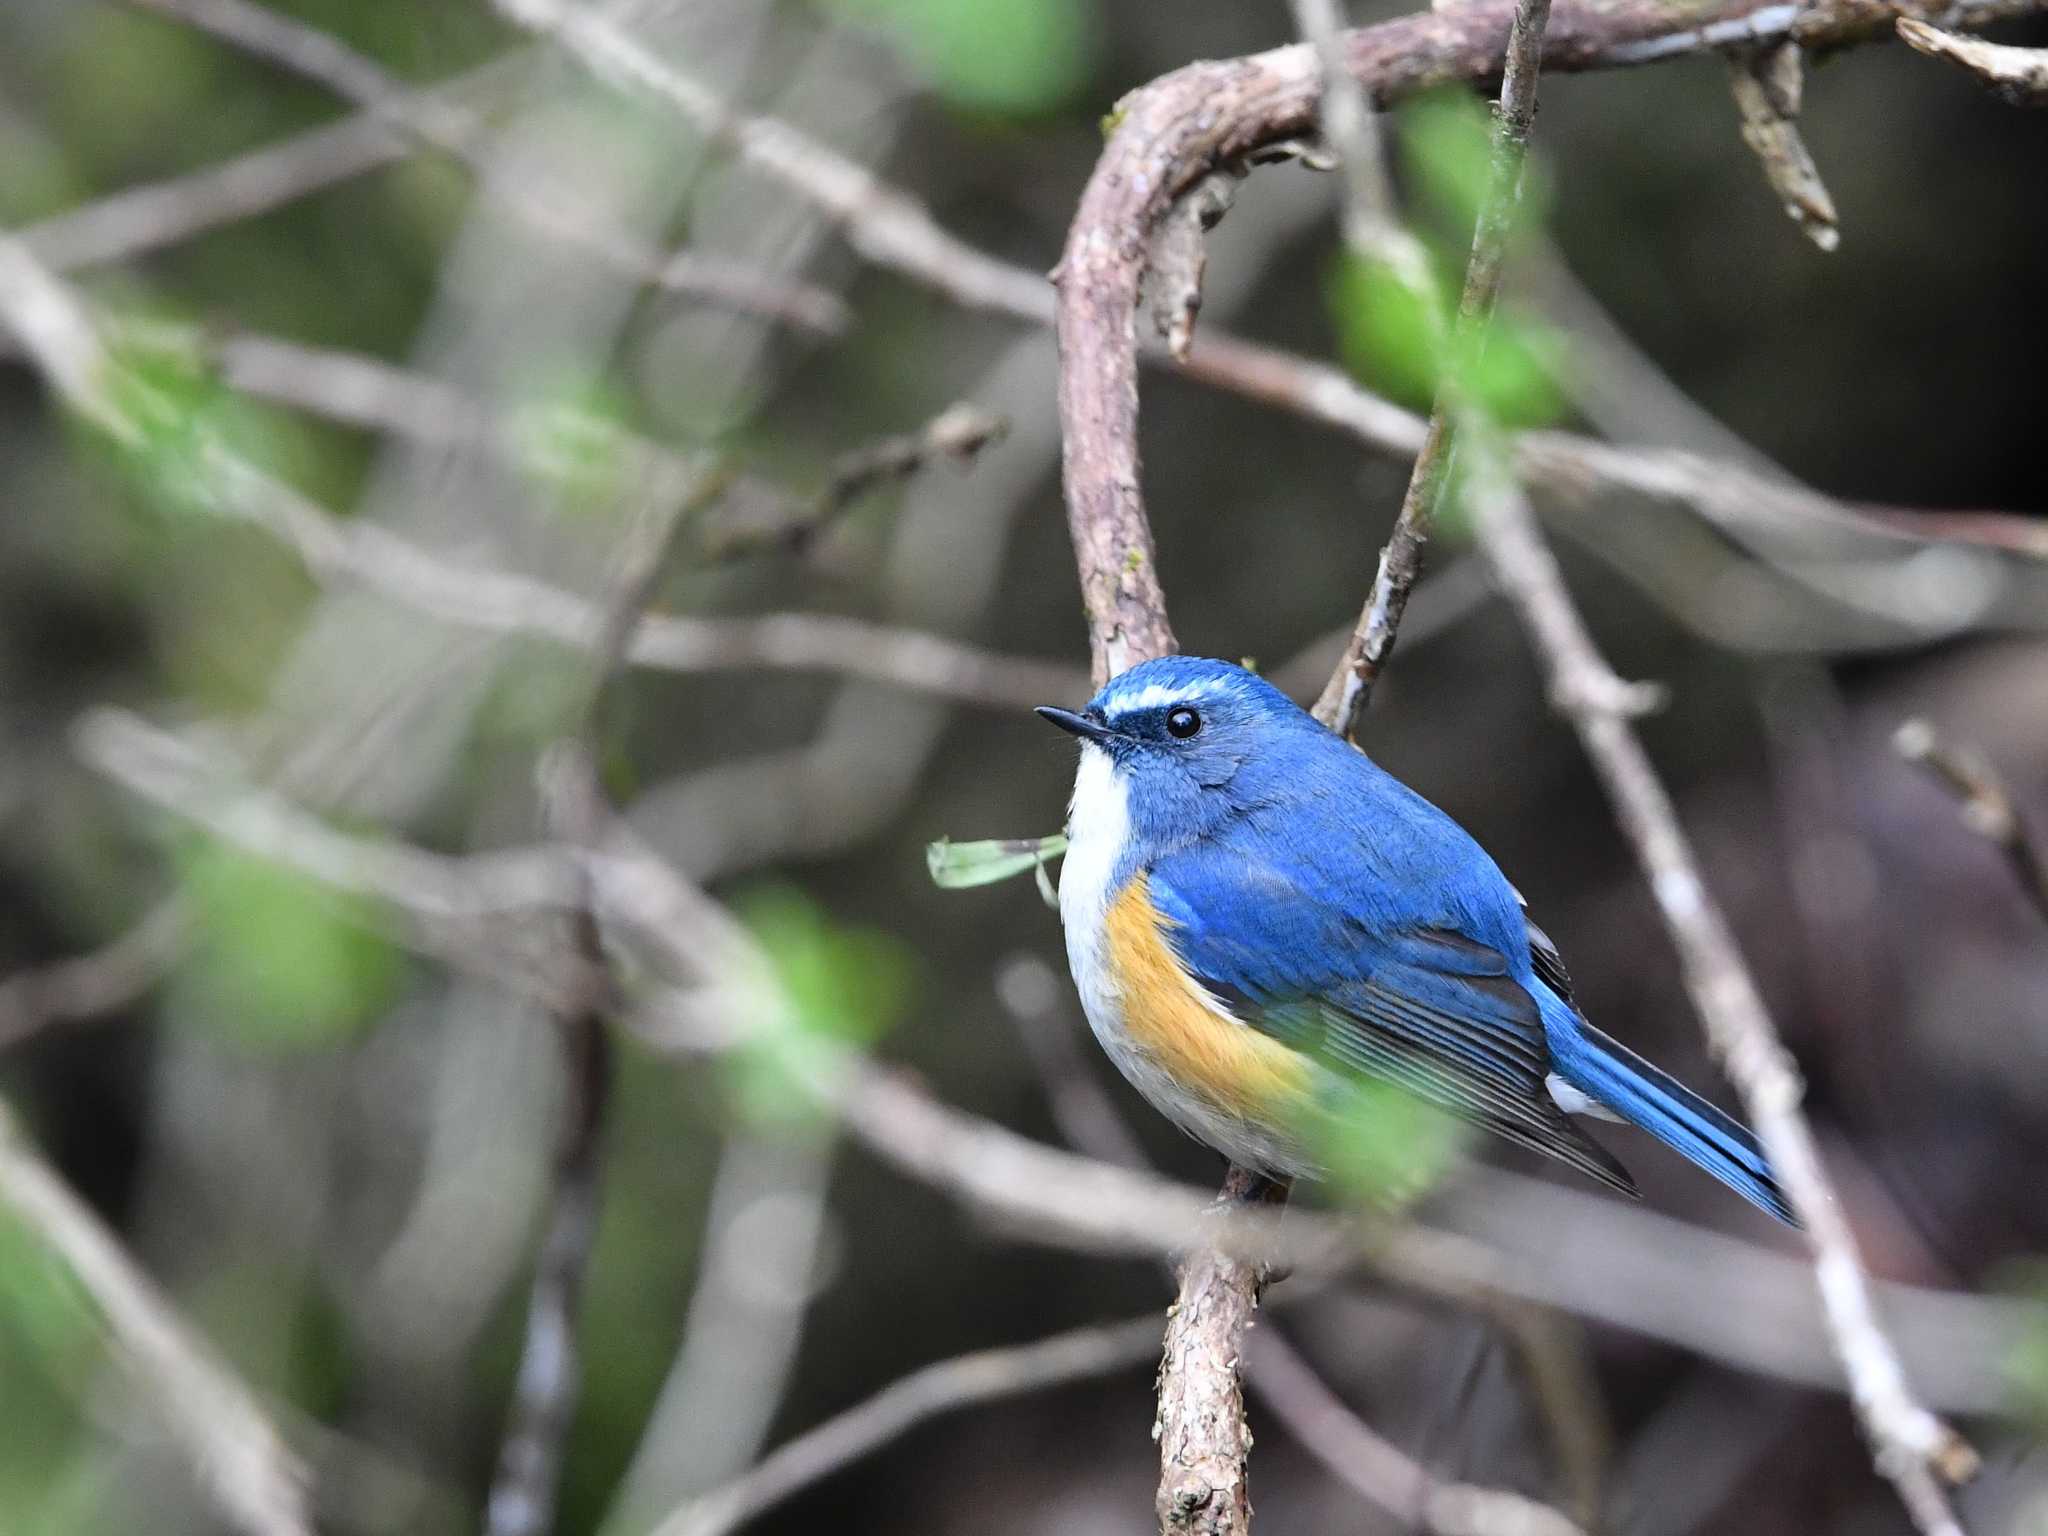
[1455,310,1569,428]
[95,328,224,513]
[726,887,915,1127]
[927,833,1066,896]
[1399,90,1498,241]
[1399,89,1553,245]
[0,1200,99,1392]
[1996,1260,2048,1432]
[1308,1073,1469,1211]
[51,10,227,173]
[833,0,1098,116]
[1328,250,1449,413]
[512,375,642,515]
[173,838,403,1052]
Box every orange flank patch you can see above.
[1104,874,1311,1121]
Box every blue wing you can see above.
[1148,806,1639,1197]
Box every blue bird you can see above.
[1036,655,1795,1224]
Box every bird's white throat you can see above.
[1058,742,1128,929]
[1057,743,1129,1031]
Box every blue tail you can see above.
[1546,1010,1797,1226]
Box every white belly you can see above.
[1055,744,1312,1177]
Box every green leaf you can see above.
[1327,251,1450,412]
[1307,1075,1470,1211]
[1993,1260,2048,1432]
[94,328,226,515]
[173,839,403,1052]
[1398,90,1500,241]
[927,833,1067,892]
[511,377,641,515]
[0,1198,99,1392]
[1452,309,1569,429]
[726,888,916,1127]
[831,0,1099,117]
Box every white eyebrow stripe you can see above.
[1105,677,1230,716]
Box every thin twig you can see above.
[649,1316,1163,1536]
[0,1105,312,1536]
[602,1133,836,1532]
[1894,718,2048,927]
[1311,0,1556,738]
[695,402,1008,560]
[0,898,188,1049]
[1897,17,2048,106]
[485,475,717,1536]
[1245,1330,1585,1536]
[1463,445,1978,1535]
[120,0,850,335]
[1290,0,1405,260]
[188,326,1006,568]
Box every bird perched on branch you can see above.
[1037,654,1794,1223]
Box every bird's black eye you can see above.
[1166,706,1202,739]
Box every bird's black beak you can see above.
[1035,705,1113,745]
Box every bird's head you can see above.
[1037,656,1322,848]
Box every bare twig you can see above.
[1245,1330,1585,1536]
[483,941,610,1536]
[1894,718,2048,926]
[1726,43,1840,250]
[603,1133,835,1532]
[485,478,714,1536]
[0,898,188,1050]
[186,326,1006,568]
[1463,445,1978,1535]
[696,402,1008,560]
[120,0,850,335]
[1152,1165,1288,1536]
[1290,0,1404,260]
[491,0,1055,324]
[1897,17,2048,105]
[649,1316,1163,1536]
[0,1105,312,1536]
[1311,0,1556,738]
[1148,170,1245,363]
[20,96,434,272]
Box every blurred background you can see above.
[2,1,2047,1533]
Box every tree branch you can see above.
[120,0,851,334]
[0,898,188,1049]
[1463,445,1979,1534]
[651,1317,1163,1536]
[485,476,713,1536]
[1897,16,2048,105]
[1244,1330,1585,1536]
[1311,0,1556,738]
[0,1105,312,1536]
[1894,717,2048,927]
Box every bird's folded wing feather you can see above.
[1148,850,1638,1196]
